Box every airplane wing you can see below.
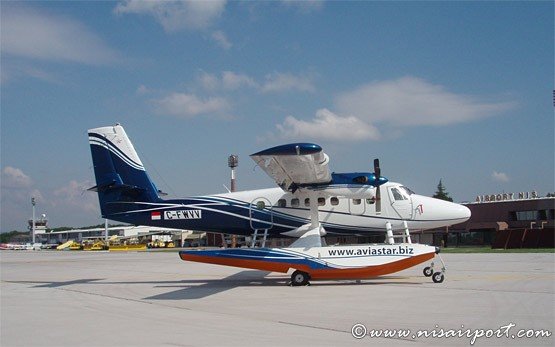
[250,143,331,191]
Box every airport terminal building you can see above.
[421,193,554,248]
[34,225,206,247]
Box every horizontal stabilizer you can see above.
[87,182,145,194]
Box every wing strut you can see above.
[287,191,326,248]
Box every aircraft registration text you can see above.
[164,210,202,220]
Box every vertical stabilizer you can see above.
[88,124,161,217]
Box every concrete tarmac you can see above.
[1,250,554,346]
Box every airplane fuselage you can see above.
[106,182,470,237]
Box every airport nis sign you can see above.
[475,191,538,203]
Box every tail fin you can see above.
[88,124,161,217]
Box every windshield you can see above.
[391,188,407,201]
[399,186,415,195]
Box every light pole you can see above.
[228,155,239,247]
[228,155,238,192]
[31,197,36,244]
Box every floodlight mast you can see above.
[228,155,239,247]
[31,197,36,244]
[228,155,238,192]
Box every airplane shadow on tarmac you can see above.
[5,278,105,288]
[7,272,426,300]
[143,272,426,300]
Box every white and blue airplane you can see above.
[88,124,470,285]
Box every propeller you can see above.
[373,158,382,213]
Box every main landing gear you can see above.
[290,270,311,286]
[423,248,446,283]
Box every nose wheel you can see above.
[432,271,444,283]
[423,254,446,283]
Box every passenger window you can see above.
[353,199,362,205]
[366,198,375,205]
[277,199,286,207]
[291,198,300,207]
[304,198,310,207]
[318,197,325,206]
[331,197,339,206]
[391,188,406,201]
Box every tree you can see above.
[433,179,453,202]
[0,231,27,243]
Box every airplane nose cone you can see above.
[441,201,471,223]
[459,204,471,222]
[413,195,471,225]
[446,203,471,224]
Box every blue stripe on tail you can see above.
[88,126,161,218]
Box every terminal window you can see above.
[514,210,538,221]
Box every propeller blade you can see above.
[374,158,382,213]
[375,185,381,213]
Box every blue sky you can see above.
[1,0,553,232]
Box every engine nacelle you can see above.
[301,172,387,199]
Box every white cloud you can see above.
[221,71,257,90]
[261,72,316,93]
[114,0,226,32]
[335,76,516,127]
[1,167,45,231]
[268,76,516,143]
[1,4,118,65]
[275,108,381,142]
[0,63,62,85]
[53,180,98,214]
[281,0,324,13]
[198,72,220,90]
[492,171,510,183]
[136,84,150,95]
[0,167,100,231]
[211,30,232,50]
[153,92,231,118]
[198,71,257,90]
[197,70,315,93]
[1,166,33,189]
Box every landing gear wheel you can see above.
[432,272,444,283]
[291,270,310,286]
[423,267,433,277]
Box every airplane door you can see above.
[348,198,366,215]
[389,187,413,220]
[249,197,274,230]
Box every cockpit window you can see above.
[400,186,415,195]
[391,188,407,201]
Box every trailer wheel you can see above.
[291,270,310,286]
[423,267,433,277]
